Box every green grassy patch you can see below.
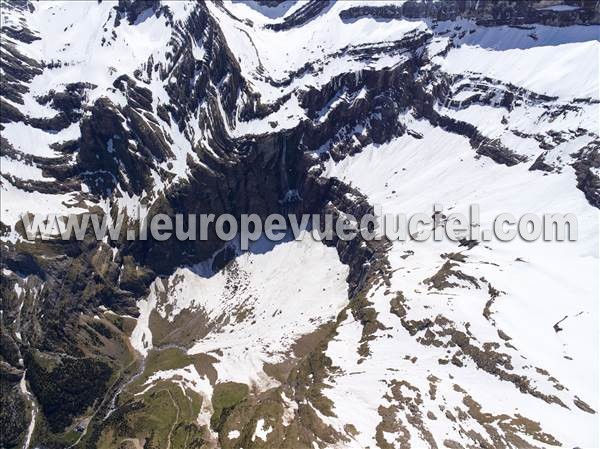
[210,382,248,432]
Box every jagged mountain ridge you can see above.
[0,1,598,448]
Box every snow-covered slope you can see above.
[322,118,599,447]
[1,1,598,448]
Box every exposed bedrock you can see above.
[340,0,600,27]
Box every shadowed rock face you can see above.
[116,0,161,25]
[1,0,598,448]
[340,0,600,27]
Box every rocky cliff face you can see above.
[1,1,598,448]
[340,0,600,26]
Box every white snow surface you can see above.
[436,40,600,100]
[207,0,427,130]
[321,117,599,447]
[2,2,599,446]
[132,232,349,390]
